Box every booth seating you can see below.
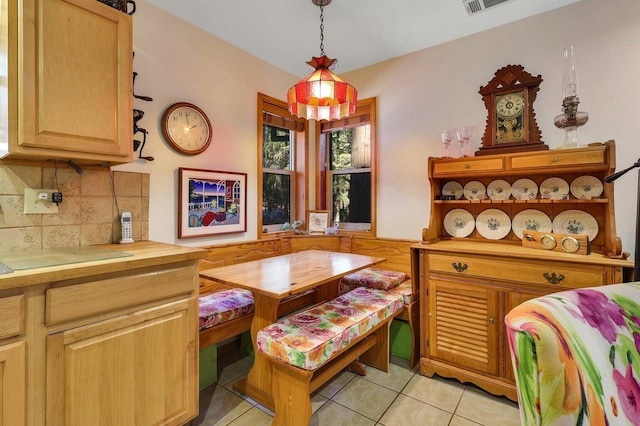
[257,286,404,426]
[505,282,640,426]
[338,267,419,367]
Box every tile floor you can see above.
[192,352,521,426]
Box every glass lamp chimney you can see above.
[562,45,578,99]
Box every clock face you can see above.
[496,92,524,117]
[495,91,525,144]
[162,103,212,155]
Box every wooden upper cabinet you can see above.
[5,0,133,164]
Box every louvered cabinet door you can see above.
[427,279,499,375]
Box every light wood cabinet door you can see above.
[428,279,499,375]
[10,0,132,163]
[0,340,26,426]
[46,298,198,426]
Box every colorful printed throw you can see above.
[198,288,254,330]
[339,267,409,291]
[340,279,414,305]
[505,282,640,426]
[257,287,404,370]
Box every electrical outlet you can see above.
[24,188,59,214]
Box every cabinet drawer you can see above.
[432,157,504,176]
[510,149,606,170]
[46,265,195,325]
[428,253,604,289]
[0,295,25,339]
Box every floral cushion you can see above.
[339,267,409,291]
[505,282,640,426]
[257,287,404,370]
[199,288,254,330]
[340,279,414,305]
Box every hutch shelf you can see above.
[411,140,634,400]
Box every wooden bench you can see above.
[257,287,404,425]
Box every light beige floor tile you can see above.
[316,369,356,399]
[311,401,376,426]
[455,387,520,426]
[378,394,453,426]
[401,374,465,413]
[332,376,398,421]
[193,385,253,426]
[449,414,483,426]
[227,406,274,426]
[362,361,414,392]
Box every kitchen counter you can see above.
[0,240,207,426]
[0,241,207,291]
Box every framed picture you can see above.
[178,167,247,239]
[307,210,330,233]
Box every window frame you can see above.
[316,97,377,236]
[257,93,308,238]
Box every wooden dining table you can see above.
[199,249,385,409]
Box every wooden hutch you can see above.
[410,140,634,401]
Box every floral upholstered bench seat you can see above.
[258,286,404,369]
[199,288,255,331]
[257,287,404,425]
[339,267,409,291]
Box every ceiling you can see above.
[146,0,582,78]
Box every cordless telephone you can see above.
[120,211,134,244]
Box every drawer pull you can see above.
[543,272,565,284]
[551,156,558,162]
[464,164,470,169]
[452,262,468,273]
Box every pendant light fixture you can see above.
[287,0,358,121]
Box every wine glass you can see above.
[457,127,473,157]
[441,129,453,157]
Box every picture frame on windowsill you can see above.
[306,210,330,233]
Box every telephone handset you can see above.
[120,211,134,244]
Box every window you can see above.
[258,93,307,236]
[317,97,376,235]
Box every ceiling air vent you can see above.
[462,0,515,16]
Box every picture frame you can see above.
[307,210,330,233]
[178,167,247,239]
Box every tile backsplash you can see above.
[0,164,149,251]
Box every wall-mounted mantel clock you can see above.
[161,102,212,155]
[476,65,548,156]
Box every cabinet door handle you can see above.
[488,317,495,324]
[452,262,468,273]
[543,272,565,284]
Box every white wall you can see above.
[116,0,640,261]
[345,0,640,258]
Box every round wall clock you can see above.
[477,65,548,156]
[161,102,212,155]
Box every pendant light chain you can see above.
[319,5,325,56]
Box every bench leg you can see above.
[407,301,420,368]
[359,322,391,372]
[271,363,313,426]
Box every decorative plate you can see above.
[552,210,599,241]
[570,175,603,199]
[512,209,553,239]
[463,181,486,200]
[511,178,538,200]
[443,209,475,238]
[442,181,464,200]
[487,179,512,200]
[540,177,569,200]
[475,209,511,240]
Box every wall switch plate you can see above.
[24,189,59,214]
